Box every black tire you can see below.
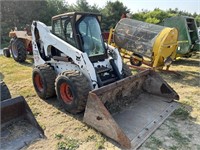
[11,38,27,62]
[0,81,11,101]
[122,63,132,77]
[32,64,56,99]
[55,70,92,114]
[130,53,143,66]
[3,48,11,57]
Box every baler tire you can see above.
[55,70,91,114]
[3,48,11,57]
[0,81,11,101]
[32,64,56,99]
[122,63,132,77]
[130,53,143,66]
[11,38,27,62]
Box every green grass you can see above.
[86,135,96,142]
[0,56,34,98]
[169,146,178,150]
[55,134,64,140]
[57,137,79,150]
[172,107,190,120]
[95,136,106,150]
[168,127,190,147]
[144,136,163,150]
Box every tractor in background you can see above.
[3,26,32,62]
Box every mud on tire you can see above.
[32,64,56,99]
[55,70,92,114]
[0,81,11,101]
[11,38,27,62]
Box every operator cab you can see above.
[52,12,107,62]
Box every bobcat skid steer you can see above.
[31,12,179,149]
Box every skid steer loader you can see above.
[0,81,44,150]
[31,12,179,149]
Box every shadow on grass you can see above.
[172,58,200,67]
[19,61,33,67]
[18,57,34,67]
[41,96,122,149]
[43,97,84,120]
[160,70,200,87]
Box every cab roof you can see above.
[52,12,101,20]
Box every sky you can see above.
[66,0,200,14]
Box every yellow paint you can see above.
[107,26,178,70]
[152,27,178,68]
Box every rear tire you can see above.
[0,81,11,101]
[11,38,27,62]
[55,70,92,114]
[3,48,11,57]
[122,63,132,77]
[32,64,56,99]
[130,53,143,66]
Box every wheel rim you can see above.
[12,44,18,58]
[130,56,140,65]
[34,73,43,92]
[60,82,73,104]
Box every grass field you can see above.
[0,53,199,150]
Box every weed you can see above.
[172,107,189,120]
[86,135,96,142]
[33,111,40,117]
[144,136,162,150]
[57,141,68,150]
[57,137,79,150]
[169,145,178,150]
[55,134,64,140]
[168,127,190,146]
[95,138,105,150]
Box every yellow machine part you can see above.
[107,22,179,70]
[152,27,178,68]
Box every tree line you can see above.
[1,0,199,47]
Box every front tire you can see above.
[11,38,27,62]
[32,64,56,99]
[3,48,11,57]
[130,53,143,66]
[55,70,92,114]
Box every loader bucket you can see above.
[83,69,179,149]
[1,96,44,150]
